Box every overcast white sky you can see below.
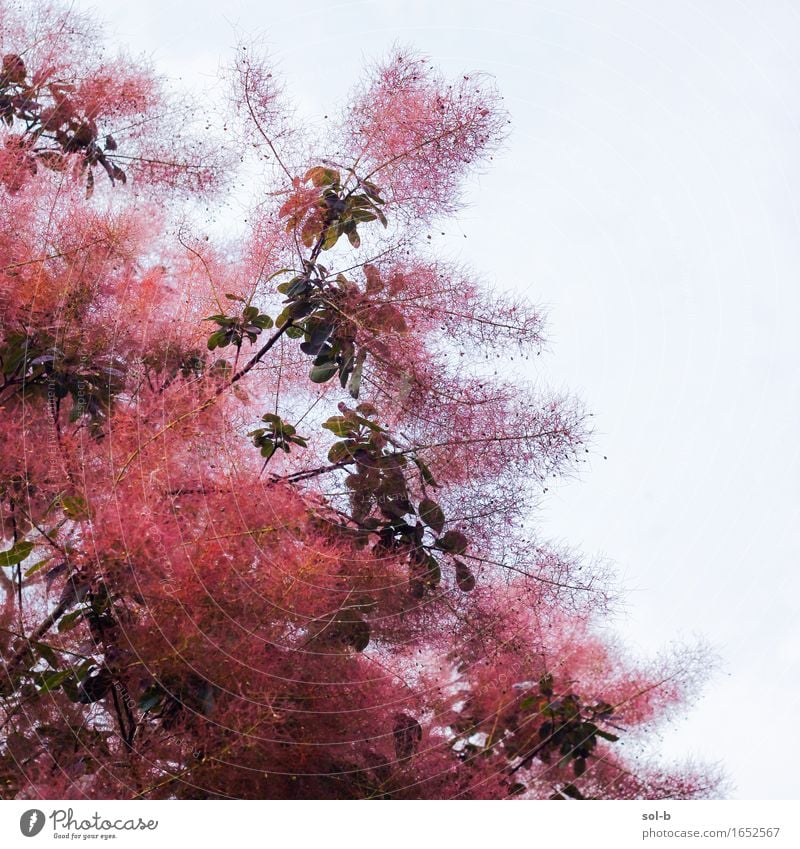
[82,0,800,799]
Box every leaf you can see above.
[454,559,476,592]
[596,729,620,743]
[364,264,383,294]
[412,457,438,487]
[436,530,468,555]
[61,494,90,520]
[305,166,340,187]
[77,668,113,703]
[322,224,340,251]
[327,441,354,464]
[561,783,585,800]
[377,304,408,333]
[346,228,361,248]
[39,668,73,693]
[23,555,54,577]
[322,416,357,438]
[305,321,335,354]
[420,554,441,588]
[57,609,84,633]
[347,616,370,652]
[277,277,308,297]
[348,349,366,399]
[207,329,229,350]
[32,641,59,670]
[0,540,33,567]
[300,219,318,247]
[309,361,339,383]
[138,686,164,713]
[418,498,445,534]
[538,673,554,697]
[259,442,277,460]
[37,151,66,171]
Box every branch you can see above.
[216,321,292,394]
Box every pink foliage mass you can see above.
[0,1,721,800]
[343,51,507,220]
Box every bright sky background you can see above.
[81,0,800,799]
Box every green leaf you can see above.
[309,361,339,383]
[277,277,307,295]
[32,641,59,670]
[24,555,54,577]
[0,540,34,567]
[138,686,164,713]
[39,668,73,693]
[327,441,354,464]
[412,457,437,488]
[61,495,90,520]
[57,610,84,633]
[322,225,340,251]
[418,498,445,534]
[322,416,357,438]
[207,329,229,350]
[346,228,361,248]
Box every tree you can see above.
[0,1,720,800]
